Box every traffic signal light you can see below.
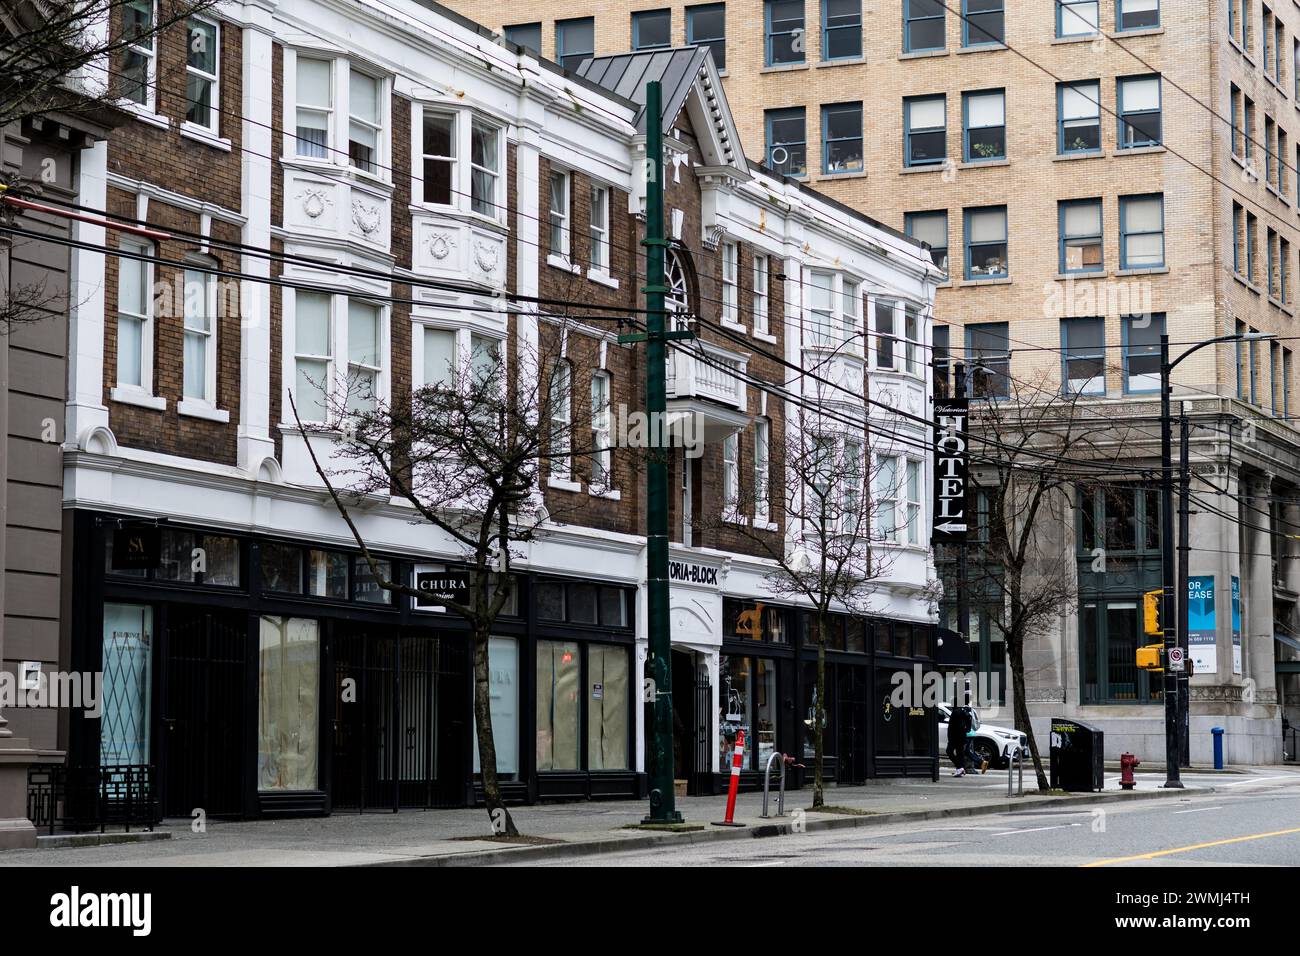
[1136,643,1164,672]
[1143,589,1162,636]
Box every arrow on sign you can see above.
[934,522,968,534]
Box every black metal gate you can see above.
[159,609,246,818]
[693,674,713,793]
[332,631,468,811]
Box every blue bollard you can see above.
[1211,727,1225,770]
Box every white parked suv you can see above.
[938,703,1027,769]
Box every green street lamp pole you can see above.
[639,80,684,823]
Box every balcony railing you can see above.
[666,340,747,411]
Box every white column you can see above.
[238,6,278,475]
[64,139,111,447]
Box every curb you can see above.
[361,786,1200,868]
[37,831,172,850]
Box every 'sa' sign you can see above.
[932,396,968,544]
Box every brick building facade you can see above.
[38,0,938,821]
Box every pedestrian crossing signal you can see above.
[1142,589,1162,636]
[1136,643,1163,672]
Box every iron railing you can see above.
[26,764,160,835]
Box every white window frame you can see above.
[470,117,502,219]
[873,297,898,370]
[416,324,459,389]
[113,238,157,400]
[590,371,612,491]
[808,270,836,347]
[418,109,457,207]
[904,302,922,374]
[549,360,573,483]
[754,418,771,524]
[589,183,610,275]
[903,458,922,544]
[346,299,383,413]
[181,262,218,406]
[722,431,740,512]
[347,66,383,176]
[752,254,770,336]
[841,436,863,532]
[286,290,389,427]
[183,15,220,133]
[549,168,571,263]
[721,241,740,326]
[873,454,898,541]
[842,278,861,351]
[287,50,391,182]
[121,0,158,112]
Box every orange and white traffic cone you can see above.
[713,729,746,827]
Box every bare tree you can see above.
[700,392,899,807]
[290,326,601,836]
[962,368,1149,790]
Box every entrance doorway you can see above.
[671,649,711,795]
[331,630,469,811]
[837,665,869,783]
[158,608,247,818]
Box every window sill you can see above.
[110,388,167,411]
[815,56,865,69]
[122,103,171,131]
[956,42,1007,55]
[548,475,584,493]
[280,155,395,194]
[957,158,1009,169]
[1115,145,1167,157]
[898,48,947,60]
[721,510,748,527]
[899,163,947,175]
[957,276,1012,286]
[753,330,778,345]
[1268,296,1294,315]
[589,486,622,501]
[720,319,748,334]
[1052,34,1101,45]
[179,122,232,152]
[1265,73,1285,95]
[1114,266,1168,277]
[1054,270,1106,281]
[759,62,810,74]
[1266,183,1287,202]
[1233,271,1264,295]
[816,169,867,181]
[1054,150,1106,162]
[547,254,582,274]
[1115,27,1165,40]
[178,399,231,423]
[587,268,620,289]
[753,519,778,532]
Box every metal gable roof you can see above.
[576,47,712,135]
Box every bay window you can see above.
[809,271,835,346]
[294,292,332,423]
[874,298,896,369]
[346,301,381,413]
[290,291,387,424]
[295,56,332,158]
[470,119,500,217]
[421,326,457,388]
[421,112,455,205]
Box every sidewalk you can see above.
[2,766,1259,867]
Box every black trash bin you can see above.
[1048,717,1104,791]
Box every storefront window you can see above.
[719,655,754,771]
[260,542,302,593]
[755,658,778,769]
[100,603,153,767]
[725,599,788,642]
[353,557,392,604]
[874,620,892,655]
[895,621,914,657]
[473,636,519,776]
[536,640,581,770]
[846,619,866,653]
[158,530,196,582]
[569,583,598,624]
[598,586,626,627]
[307,550,348,599]
[587,644,629,770]
[203,535,241,586]
[536,582,565,621]
[905,705,932,755]
[801,660,833,760]
[257,616,319,792]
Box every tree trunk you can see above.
[472,624,519,836]
[1007,629,1050,791]
[814,614,827,808]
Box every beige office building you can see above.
[444,0,1299,764]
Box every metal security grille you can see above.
[160,610,246,818]
[694,674,712,791]
[332,632,467,811]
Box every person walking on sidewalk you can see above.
[947,704,971,776]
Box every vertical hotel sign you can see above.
[931,395,968,544]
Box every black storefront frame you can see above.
[870,618,941,780]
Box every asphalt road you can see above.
[513,773,1300,866]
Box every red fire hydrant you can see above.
[1119,752,1140,790]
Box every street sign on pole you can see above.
[932,394,969,545]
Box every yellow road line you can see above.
[1083,827,1300,866]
